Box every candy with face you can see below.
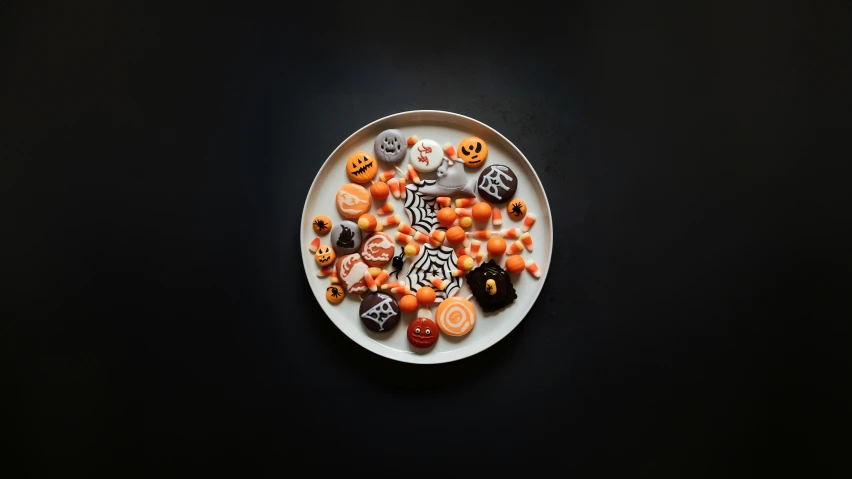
[457,136,488,168]
[330,220,363,255]
[336,253,369,294]
[408,139,443,173]
[407,317,438,348]
[346,152,378,183]
[336,183,372,219]
[325,285,345,303]
[315,244,336,266]
[359,231,395,267]
[477,164,518,204]
[312,215,332,234]
[359,292,401,332]
[374,129,407,163]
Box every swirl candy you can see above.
[436,297,477,337]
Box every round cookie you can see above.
[457,136,488,168]
[336,253,370,295]
[359,292,401,333]
[315,244,336,266]
[477,164,518,204]
[435,297,476,337]
[336,183,371,219]
[374,129,407,163]
[507,199,527,220]
[326,285,345,304]
[312,215,332,234]
[330,220,363,255]
[346,152,378,183]
[359,231,395,267]
[408,139,444,173]
[407,317,438,348]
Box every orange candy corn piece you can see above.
[522,213,537,232]
[388,178,400,199]
[526,260,541,278]
[397,223,413,235]
[398,178,406,199]
[520,232,533,252]
[330,271,339,284]
[436,197,452,208]
[381,280,405,290]
[378,170,395,182]
[374,270,389,286]
[382,214,401,227]
[508,240,524,254]
[376,202,394,215]
[406,135,419,147]
[429,276,449,291]
[406,164,421,185]
[396,232,413,244]
[455,197,476,208]
[469,239,481,254]
[412,231,429,243]
[492,208,503,227]
[363,270,377,292]
[316,265,333,277]
[308,237,320,253]
[455,207,472,217]
[501,228,520,239]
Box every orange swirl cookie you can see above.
[336,183,371,219]
[435,297,477,337]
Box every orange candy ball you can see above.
[416,287,436,306]
[487,236,507,256]
[436,207,457,227]
[445,226,466,245]
[471,202,492,222]
[370,182,390,201]
[505,255,526,274]
[458,255,475,271]
[399,294,419,313]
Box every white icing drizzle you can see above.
[478,165,513,201]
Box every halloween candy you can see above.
[312,216,332,234]
[522,213,537,232]
[492,208,503,227]
[520,232,533,252]
[376,202,394,215]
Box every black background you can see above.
[3,0,850,476]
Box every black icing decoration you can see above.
[465,259,517,313]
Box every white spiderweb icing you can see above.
[404,244,462,303]
[360,296,397,331]
[478,165,514,201]
[403,180,443,234]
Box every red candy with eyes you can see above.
[407,317,439,348]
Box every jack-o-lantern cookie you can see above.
[336,253,370,295]
[407,316,438,348]
[336,183,371,219]
[457,136,488,168]
[315,244,336,266]
[359,232,395,267]
[408,139,443,173]
[346,152,378,183]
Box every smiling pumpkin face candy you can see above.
[457,136,488,168]
[346,152,378,183]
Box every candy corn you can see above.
[470,239,481,255]
[526,260,541,278]
[388,178,400,199]
[455,207,472,217]
[455,246,469,258]
[407,135,419,147]
[430,276,449,291]
[363,270,377,292]
[396,232,413,244]
[316,265,333,277]
[450,269,465,277]
[376,202,394,215]
[443,142,456,159]
[520,232,533,252]
[492,208,503,227]
[398,178,406,199]
[308,237,320,253]
[391,284,411,295]
[508,240,524,255]
[522,213,537,232]
[404,241,421,256]
[500,228,521,239]
[378,170,395,182]
[382,214,401,227]
[467,230,492,239]
[358,213,378,233]
[330,271,339,284]
[412,231,429,243]
[455,197,476,208]
[429,229,446,247]
[398,223,414,235]
[381,280,405,290]
[436,196,452,208]
[370,271,387,288]
[457,255,475,271]
[479,252,490,265]
[406,164,421,185]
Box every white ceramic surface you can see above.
[300,111,553,364]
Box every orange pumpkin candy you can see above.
[399,294,419,313]
[445,226,466,245]
[505,255,525,274]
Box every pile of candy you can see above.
[307,129,543,350]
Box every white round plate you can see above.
[301,110,552,364]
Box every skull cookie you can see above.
[330,220,363,255]
[336,253,370,295]
[408,139,443,173]
[373,129,407,163]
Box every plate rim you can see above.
[300,109,553,364]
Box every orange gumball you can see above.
[487,236,507,256]
[505,255,526,274]
[416,287,436,307]
[471,202,492,223]
[436,207,457,228]
[445,226,466,245]
[399,294,419,313]
[370,182,389,201]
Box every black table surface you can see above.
[4,1,850,475]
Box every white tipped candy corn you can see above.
[436,196,452,208]
[388,178,400,199]
[330,271,339,284]
[430,276,449,291]
[455,208,472,217]
[406,164,421,185]
[376,203,394,215]
[316,265,334,277]
[520,232,533,252]
[412,231,429,243]
[363,270,378,292]
[469,239,481,255]
[382,214,401,227]
[406,135,419,147]
[396,232,413,244]
[522,213,537,232]
[467,230,492,239]
[455,197,476,208]
[382,280,404,290]
[455,246,469,258]
[308,237,320,253]
[398,178,406,199]
[374,270,390,287]
[501,228,520,239]
[526,260,541,278]
[443,142,456,159]
[397,223,414,235]
[492,208,503,227]
[508,240,524,255]
[378,170,395,182]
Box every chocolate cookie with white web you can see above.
[477,164,518,204]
